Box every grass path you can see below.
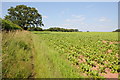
[32,32,82,78]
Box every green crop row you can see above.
[33,32,119,78]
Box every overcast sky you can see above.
[2,2,118,32]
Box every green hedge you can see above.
[1,18,22,31]
[27,27,43,31]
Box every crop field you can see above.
[32,31,119,78]
[2,2,119,79]
[2,31,119,78]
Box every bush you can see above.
[1,18,22,31]
[28,27,43,31]
[35,27,43,31]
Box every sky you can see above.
[2,2,118,32]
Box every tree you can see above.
[74,29,79,32]
[113,29,120,32]
[27,27,43,31]
[87,31,89,32]
[5,5,44,29]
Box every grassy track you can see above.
[32,32,82,78]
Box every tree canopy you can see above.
[45,27,79,32]
[113,29,120,32]
[27,27,43,31]
[5,5,44,29]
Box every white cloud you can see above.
[72,15,84,18]
[65,19,82,22]
[64,15,87,29]
[65,19,71,22]
[62,16,115,32]
[61,24,74,26]
[50,26,61,27]
[65,15,86,22]
[42,16,48,19]
[99,17,110,22]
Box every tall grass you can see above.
[0,31,2,79]
[2,30,34,78]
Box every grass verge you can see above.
[2,30,34,78]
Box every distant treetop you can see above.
[113,29,120,32]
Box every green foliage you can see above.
[1,18,22,31]
[113,29,120,32]
[2,31,34,78]
[45,27,79,32]
[5,5,44,29]
[28,27,43,31]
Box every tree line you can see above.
[28,27,79,32]
[44,27,79,32]
[113,29,120,32]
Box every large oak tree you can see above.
[5,5,44,29]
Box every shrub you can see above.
[1,18,22,31]
[27,27,43,31]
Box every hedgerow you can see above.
[1,18,22,31]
